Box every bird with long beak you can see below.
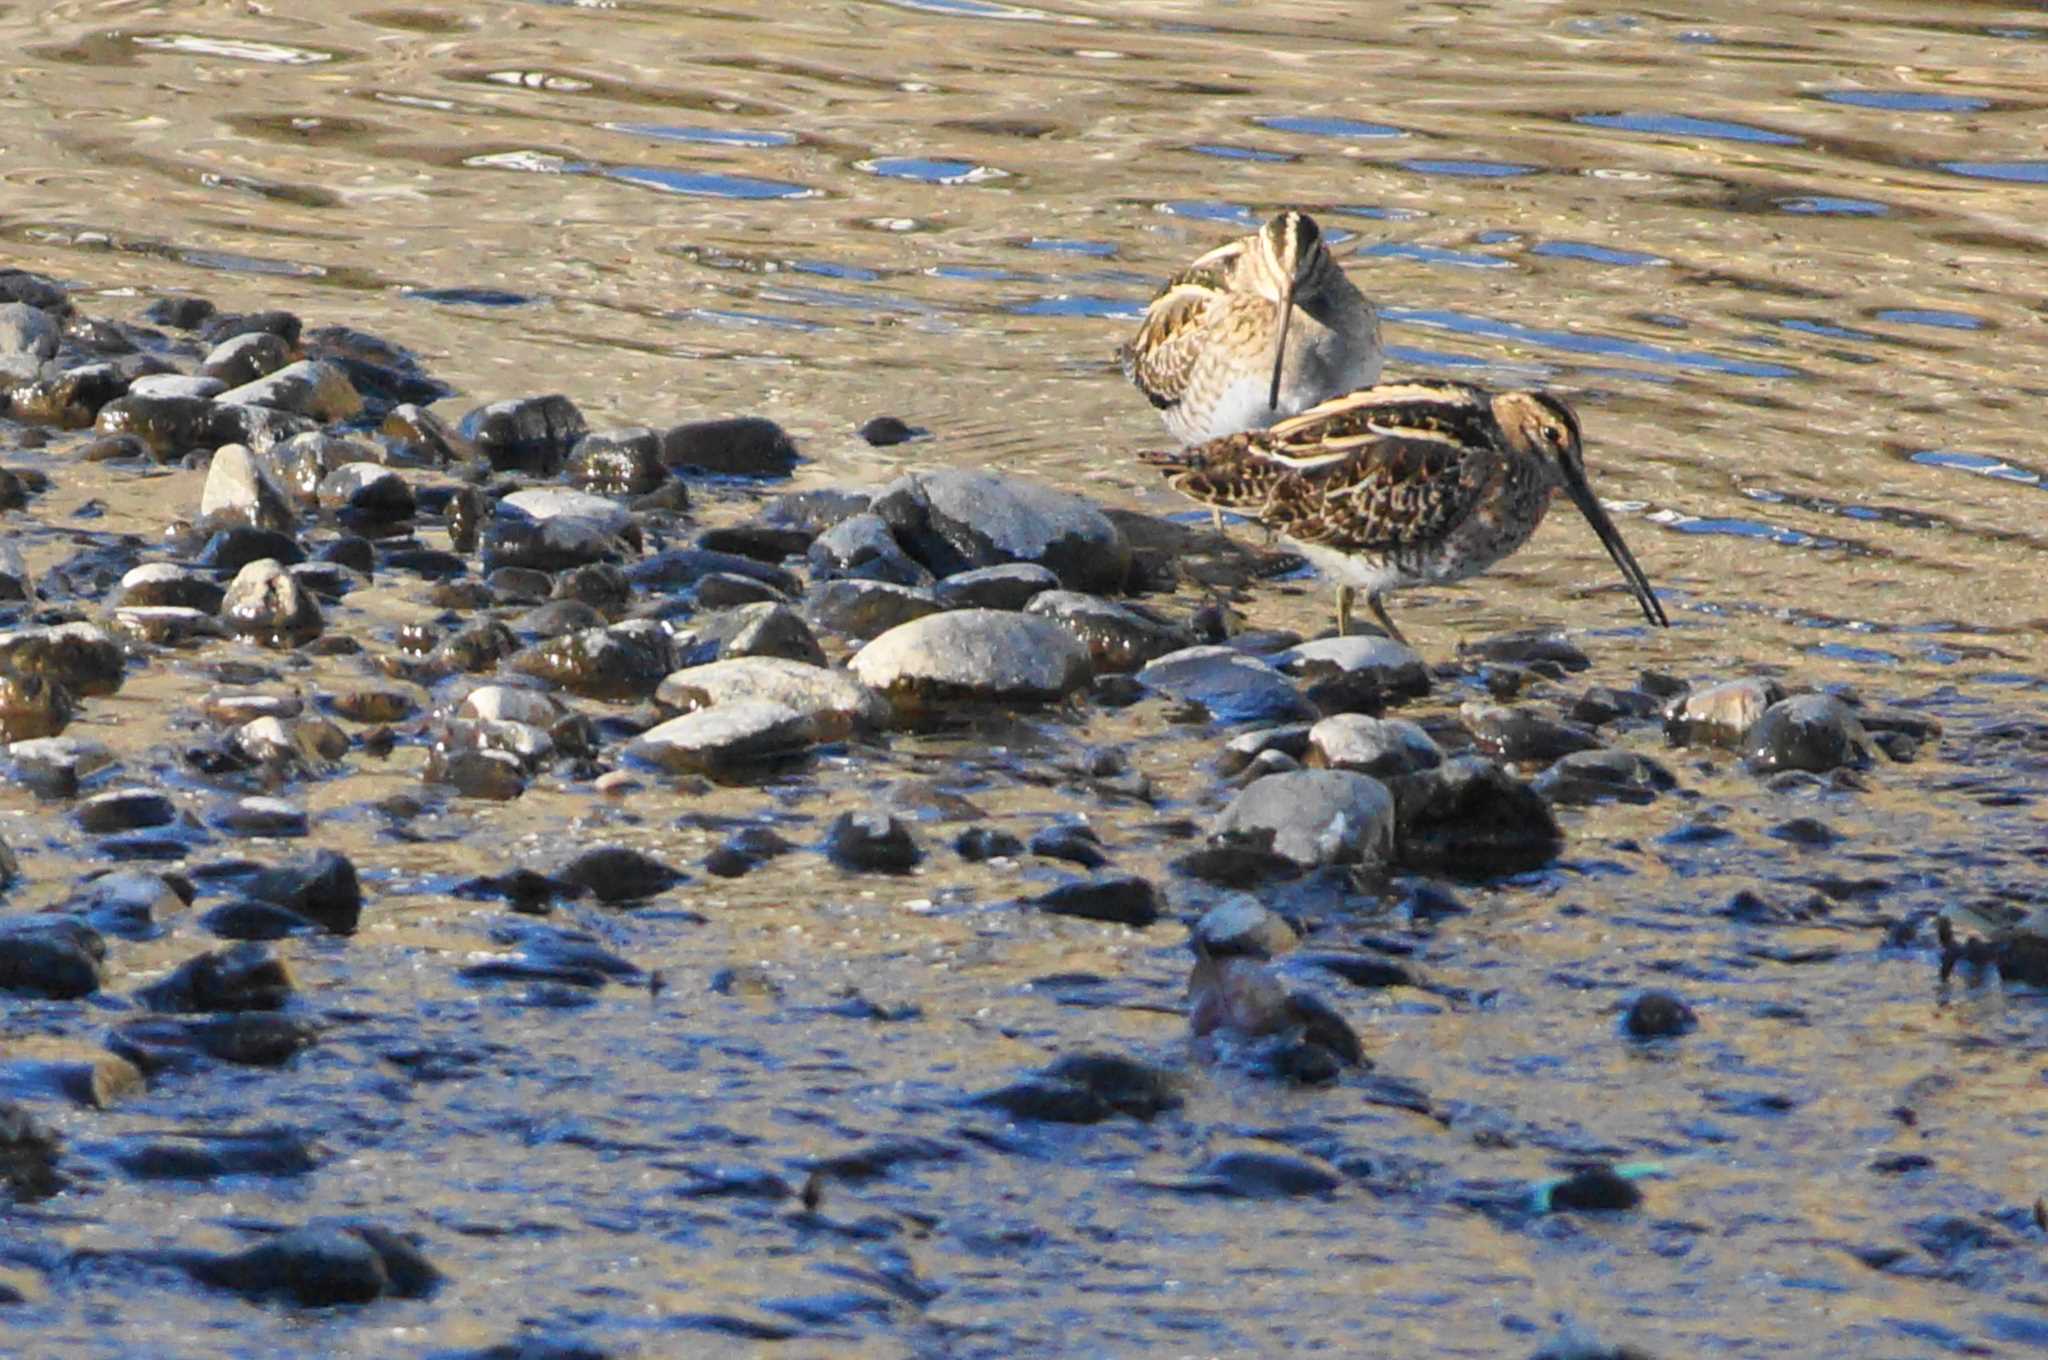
[1120,210,1382,446]
[1140,380,1671,642]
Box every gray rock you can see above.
[93,393,219,459]
[1743,694,1876,774]
[656,657,891,739]
[627,701,816,774]
[558,846,686,903]
[1533,749,1679,805]
[1665,678,1784,748]
[871,470,1131,592]
[933,562,1059,611]
[199,443,294,533]
[0,1100,62,1200]
[1025,591,1193,672]
[0,541,33,603]
[128,373,226,401]
[0,303,58,360]
[77,787,176,834]
[458,684,560,727]
[1215,724,1313,776]
[245,850,362,934]
[1023,874,1164,926]
[0,622,124,695]
[669,602,825,668]
[1136,646,1313,725]
[566,427,667,495]
[803,579,944,641]
[214,796,310,838]
[317,463,413,518]
[113,1127,318,1181]
[0,672,72,743]
[464,394,588,475]
[1461,703,1605,765]
[4,735,114,797]
[137,942,293,1014]
[1213,770,1396,868]
[187,1224,421,1306]
[628,547,799,596]
[1308,714,1442,777]
[114,563,224,612]
[1276,634,1431,711]
[507,621,673,700]
[67,871,184,940]
[851,609,1092,715]
[659,416,799,477]
[808,512,934,588]
[219,558,323,647]
[0,917,103,998]
[269,432,381,505]
[111,606,222,648]
[824,811,922,873]
[484,489,637,572]
[1388,755,1561,876]
[215,359,362,423]
[199,331,292,388]
[424,746,527,801]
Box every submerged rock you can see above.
[1665,678,1783,748]
[0,1102,61,1201]
[1025,591,1193,672]
[186,1222,441,1306]
[824,811,922,873]
[1743,694,1876,774]
[1136,647,1313,726]
[1534,749,1679,805]
[0,917,104,998]
[1389,755,1561,876]
[137,942,293,1013]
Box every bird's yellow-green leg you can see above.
[1335,584,1354,637]
[1368,591,1408,645]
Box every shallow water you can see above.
[3,2,2048,1356]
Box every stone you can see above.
[0,302,58,360]
[1276,634,1431,713]
[0,671,72,743]
[954,827,1024,861]
[1027,875,1162,926]
[659,415,799,477]
[0,1101,61,1201]
[77,787,176,834]
[484,489,637,572]
[186,1224,429,1306]
[627,701,816,774]
[112,606,222,648]
[424,746,527,801]
[871,469,1130,592]
[1195,897,1299,957]
[1459,631,1591,672]
[114,1127,318,1181]
[851,610,1093,716]
[507,622,674,700]
[1193,1144,1343,1197]
[1028,823,1108,869]
[199,331,292,387]
[1308,714,1442,777]
[115,563,224,612]
[199,308,301,349]
[0,541,28,602]
[566,427,667,495]
[1213,770,1395,869]
[215,796,310,838]
[463,394,588,474]
[704,826,795,878]
[669,603,825,668]
[4,735,114,798]
[858,415,924,446]
[1462,703,1605,765]
[220,558,323,647]
[8,362,127,427]
[802,579,943,640]
[1388,755,1561,877]
[824,811,922,873]
[215,359,362,423]
[129,373,226,402]
[1665,678,1784,748]
[199,443,294,533]
[459,685,560,727]
[197,526,303,574]
[933,562,1059,611]
[136,942,292,1012]
[0,624,120,696]
[0,918,103,998]
[808,512,933,588]
[93,393,219,458]
[656,657,890,738]
[1024,591,1193,672]
[1623,990,1698,1039]
[317,463,414,519]
[0,1051,144,1108]
[246,850,363,934]
[1743,694,1876,774]
[629,547,799,596]
[1136,646,1313,725]
[1571,684,1662,727]
[1533,749,1679,806]
[557,847,686,904]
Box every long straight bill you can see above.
[1561,471,1669,627]
[1267,278,1297,412]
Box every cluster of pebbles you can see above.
[0,266,2035,1350]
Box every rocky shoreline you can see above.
[1,266,2042,1356]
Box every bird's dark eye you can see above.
[1542,425,1564,444]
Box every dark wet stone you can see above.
[1463,703,1604,765]
[115,563,225,611]
[303,325,451,416]
[1459,631,1591,673]
[1042,1052,1183,1119]
[198,308,302,348]
[565,427,667,495]
[659,415,799,477]
[628,701,816,774]
[704,826,795,878]
[141,295,212,329]
[1277,635,1431,714]
[77,787,175,834]
[1743,694,1876,774]
[1193,1146,1342,1198]
[0,541,29,603]
[971,1077,1112,1124]
[1213,770,1394,869]
[1028,822,1107,869]
[0,621,125,696]
[115,1127,317,1181]
[858,415,923,446]
[551,561,630,611]
[629,548,800,596]
[1572,684,1662,726]
[220,558,323,647]
[669,604,826,669]
[1195,897,1297,957]
[954,826,1024,861]
[317,462,414,519]
[93,393,218,458]
[1769,816,1840,847]
[872,470,1131,593]
[0,270,69,312]
[1294,950,1416,989]
[1308,714,1441,777]
[0,1050,143,1108]
[932,562,1058,612]
[454,1337,614,1360]
[1388,755,1561,877]
[62,870,179,940]
[484,490,636,573]
[187,1222,437,1306]
[197,527,304,574]
[463,394,587,475]
[0,671,73,743]
[853,609,1092,714]
[1212,724,1312,777]
[656,656,887,739]
[111,1013,319,1071]
[825,811,922,873]
[1533,748,1679,806]
[803,579,944,641]
[0,1101,61,1201]
[137,941,292,1013]
[1546,1165,1643,1213]
[1136,646,1312,725]
[508,621,674,700]
[4,735,113,799]
[445,484,489,554]
[1024,591,1193,673]
[0,917,103,998]
[217,358,362,424]
[1665,677,1784,748]
[200,900,320,940]
[8,361,127,427]
[1026,875,1162,926]
[809,512,934,588]
[557,847,685,904]
[695,523,811,563]
[246,850,362,934]
[198,332,291,390]
[1623,989,1697,1039]
[809,1134,962,1182]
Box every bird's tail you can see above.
[1137,446,1205,473]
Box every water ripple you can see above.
[1575,112,1804,146]
[858,157,1009,184]
[1386,306,1806,379]
[1256,115,1403,139]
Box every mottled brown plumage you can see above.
[1140,380,1669,640]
